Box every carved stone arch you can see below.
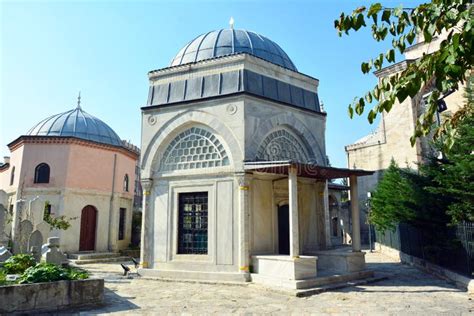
[247,113,325,164]
[256,128,311,163]
[141,110,243,177]
[159,126,230,172]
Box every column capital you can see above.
[141,178,153,195]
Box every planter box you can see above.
[0,278,104,313]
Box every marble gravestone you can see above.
[28,230,43,261]
[18,220,33,253]
[41,237,67,265]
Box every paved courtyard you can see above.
[69,251,473,315]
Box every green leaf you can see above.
[365,91,373,103]
[382,10,391,23]
[361,62,370,73]
[386,49,395,63]
[348,105,354,118]
[368,109,377,123]
[367,3,382,16]
[355,98,365,115]
[406,30,416,44]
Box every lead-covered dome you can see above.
[170,29,297,71]
[27,106,123,147]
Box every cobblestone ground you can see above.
[68,251,473,315]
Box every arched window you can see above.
[256,129,310,163]
[160,127,230,171]
[10,167,15,186]
[123,174,129,192]
[34,163,50,183]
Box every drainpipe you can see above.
[108,154,117,252]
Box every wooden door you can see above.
[79,205,97,251]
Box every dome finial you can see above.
[229,17,235,30]
[77,91,81,109]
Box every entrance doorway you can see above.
[278,204,290,255]
[79,205,97,251]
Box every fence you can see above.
[375,222,474,277]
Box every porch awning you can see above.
[244,160,373,180]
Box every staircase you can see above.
[67,252,131,265]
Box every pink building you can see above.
[0,100,139,253]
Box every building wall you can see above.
[0,140,137,253]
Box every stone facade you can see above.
[345,34,467,242]
[139,29,371,285]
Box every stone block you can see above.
[41,237,67,265]
[252,255,318,280]
[0,245,12,262]
[0,279,104,313]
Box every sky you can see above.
[0,0,421,168]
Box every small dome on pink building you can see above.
[27,106,123,147]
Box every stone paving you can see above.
[67,251,473,315]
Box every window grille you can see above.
[161,127,229,171]
[178,192,208,254]
[256,129,310,163]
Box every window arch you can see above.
[160,127,230,171]
[123,174,129,192]
[10,166,15,186]
[256,129,310,163]
[34,163,50,183]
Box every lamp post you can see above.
[367,192,373,253]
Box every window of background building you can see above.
[43,203,52,220]
[178,192,208,254]
[118,208,126,240]
[123,174,129,192]
[34,163,50,183]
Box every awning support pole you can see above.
[289,166,300,258]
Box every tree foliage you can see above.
[335,0,474,148]
[370,83,473,230]
[370,160,416,231]
[423,80,474,223]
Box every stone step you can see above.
[294,274,388,297]
[70,256,132,265]
[67,252,121,260]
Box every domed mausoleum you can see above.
[0,98,139,254]
[139,25,373,289]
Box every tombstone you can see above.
[41,237,67,265]
[35,221,51,242]
[30,246,40,262]
[28,230,43,261]
[29,198,44,225]
[17,220,33,253]
[0,245,12,262]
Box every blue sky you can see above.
[0,0,420,168]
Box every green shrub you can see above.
[19,263,89,284]
[0,270,6,286]
[3,254,36,274]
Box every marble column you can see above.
[349,175,361,252]
[237,173,250,277]
[140,178,153,268]
[289,167,299,258]
[323,180,331,249]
